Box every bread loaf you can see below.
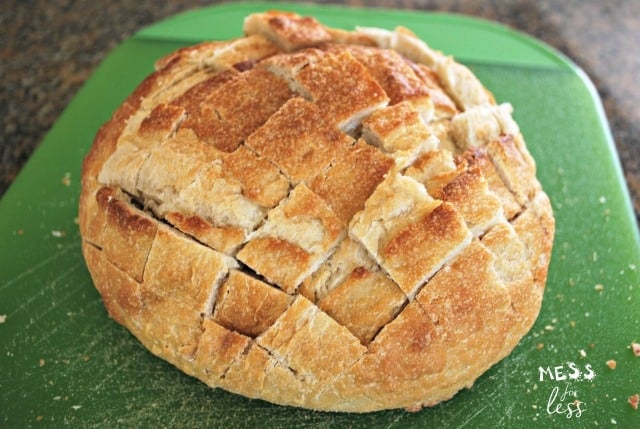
[79,11,555,412]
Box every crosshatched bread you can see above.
[79,11,555,412]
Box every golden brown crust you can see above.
[380,201,472,297]
[100,188,158,282]
[245,97,352,184]
[182,68,295,152]
[237,183,344,293]
[79,10,555,413]
[318,266,406,345]
[244,11,333,52]
[310,139,394,223]
[213,270,293,337]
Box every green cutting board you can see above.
[2,2,639,427]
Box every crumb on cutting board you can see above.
[51,230,66,238]
[629,394,639,410]
[632,342,640,357]
[606,359,617,370]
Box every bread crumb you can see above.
[51,230,66,238]
[36,415,44,422]
[629,394,639,410]
[536,343,544,350]
[579,349,587,358]
[71,405,82,411]
[570,320,576,328]
[62,172,71,186]
[39,359,45,367]
[544,324,555,331]
[632,342,640,357]
[606,359,616,369]
[594,284,604,292]
[0,314,6,324]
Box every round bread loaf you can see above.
[79,11,555,412]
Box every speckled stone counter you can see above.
[2,0,639,228]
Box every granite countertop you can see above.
[2,0,639,228]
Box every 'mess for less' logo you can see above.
[538,362,595,382]
[538,362,596,419]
